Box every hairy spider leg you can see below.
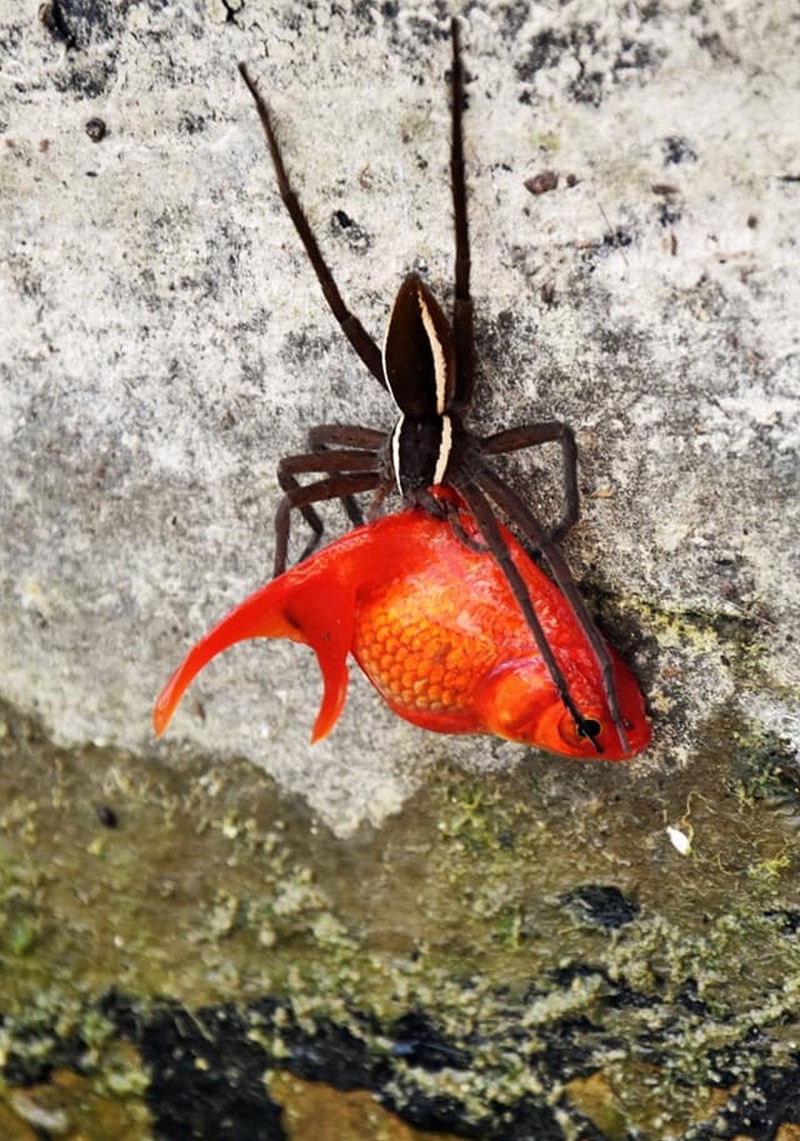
[299,465,368,533]
[475,467,631,753]
[304,424,387,530]
[273,472,382,577]
[238,63,385,387]
[277,448,381,559]
[481,422,579,540]
[459,481,603,750]
[239,67,392,565]
[307,425,386,451]
[273,424,387,573]
[439,23,607,744]
[449,17,475,415]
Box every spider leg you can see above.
[475,467,630,754]
[239,64,386,388]
[457,480,601,750]
[279,451,381,479]
[445,503,489,553]
[366,483,392,521]
[279,447,380,535]
[304,425,387,526]
[307,424,387,451]
[481,421,579,540]
[274,471,382,576]
[449,18,475,415]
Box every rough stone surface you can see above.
[2,697,800,1137]
[1,0,798,833]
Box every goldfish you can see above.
[154,501,650,760]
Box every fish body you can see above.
[154,505,650,760]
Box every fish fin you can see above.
[153,566,357,744]
[474,660,555,745]
[282,584,356,744]
[153,575,302,738]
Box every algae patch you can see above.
[1,698,800,1136]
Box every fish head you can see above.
[477,655,651,761]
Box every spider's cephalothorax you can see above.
[238,20,633,755]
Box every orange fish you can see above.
[154,504,650,760]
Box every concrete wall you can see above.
[2,0,797,833]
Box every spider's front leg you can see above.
[457,478,604,749]
[480,421,579,541]
[239,65,386,389]
[306,424,389,529]
[274,448,382,576]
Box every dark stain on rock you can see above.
[138,1001,287,1141]
[390,1010,472,1071]
[559,884,640,928]
[663,135,699,165]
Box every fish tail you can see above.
[309,631,350,744]
[153,566,357,744]
[282,580,356,744]
[153,576,299,738]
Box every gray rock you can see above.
[2,0,797,834]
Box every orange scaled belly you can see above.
[352,548,541,734]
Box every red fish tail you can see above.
[284,579,357,743]
[153,566,357,743]
[153,576,300,738]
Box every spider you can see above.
[238,19,631,755]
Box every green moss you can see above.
[1,697,799,1133]
[731,724,800,805]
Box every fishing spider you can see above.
[238,20,629,753]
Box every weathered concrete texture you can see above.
[1,0,798,834]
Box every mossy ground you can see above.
[1,698,799,1138]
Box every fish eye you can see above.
[557,712,604,751]
[579,718,602,741]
